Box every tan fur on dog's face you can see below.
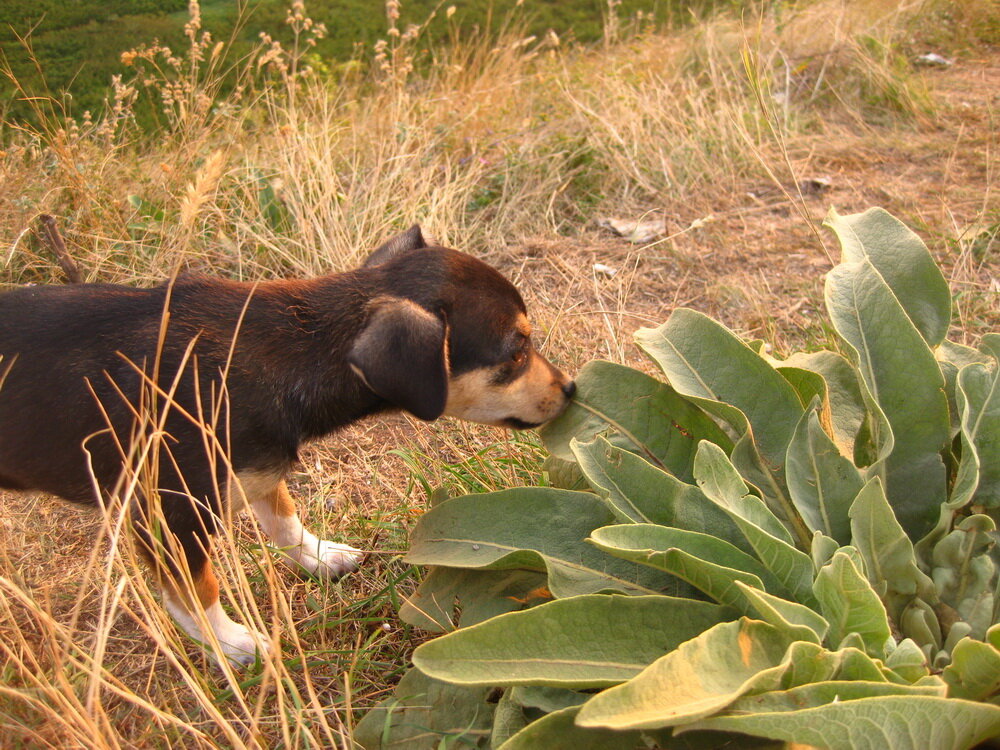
[443,315,573,429]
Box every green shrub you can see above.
[355,207,1000,749]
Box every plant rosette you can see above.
[355,207,1000,750]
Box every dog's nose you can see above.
[562,381,577,399]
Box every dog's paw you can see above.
[295,539,365,579]
[214,621,271,669]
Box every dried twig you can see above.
[36,214,84,284]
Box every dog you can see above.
[0,225,575,667]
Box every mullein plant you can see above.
[356,207,1000,750]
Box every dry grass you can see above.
[0,0,997,746]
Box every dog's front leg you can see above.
[246,478,363,579]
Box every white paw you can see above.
[166,595,272,670]
[294,538,365,579]
[215,621,271,669]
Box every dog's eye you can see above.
[511,349,527,366]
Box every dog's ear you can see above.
[363,224,427,268]
[348,298,448,421]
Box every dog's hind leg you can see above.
[240,474,363,579]
[160,555,271,669]
[135,497,271,668]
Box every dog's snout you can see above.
[562,381,576,399]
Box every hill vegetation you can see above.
[2,0,724,126]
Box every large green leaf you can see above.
[575,619,792,730]
[509,686,588,713]
[848,477,936,627]
[589,524,783,611]
[497,707,644,750]
[917,337,1000,559]
[696,679,945,716]
[883,638,933,683]
[498,708,759,750]
[571,436,750,552]
[681,694,1000,750]
[636,315,810,542]
[538,360,731,481]
[693,441,791,544]
[399,567,550,632]
[824,207,952,348]
[775,641,891,686]
[491,689,530,748]
[955,334,1000,508]
[813,550,892,657]
[405,488,682,597]
[353,667,494,749]
[937,339,992,438]
[695,442,817,606]
[942,636,1000,702]
[785,402,864,544]
[412,594,730,688]
[931,514,997,639]
[776,364,828,411]
[636,309,804,468]
[782,350,866,458]
[734,582,829,644]
[900,597,944,657]
[824,257,950,539]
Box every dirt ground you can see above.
[1,46,997,692]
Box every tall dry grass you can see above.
[1,0,960,283]
[1,0,996,746]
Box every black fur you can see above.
[0,229,570,599]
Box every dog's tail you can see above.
[36,214,84,284]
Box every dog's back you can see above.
[0,283,171,501]
[0,278,312,504]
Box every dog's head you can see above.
[348,225,575,428]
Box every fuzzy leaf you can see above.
[693,441,791,543]
[497,707,644,750]
[824,257,950,539]
[575,619,792,730]
[412,594,730,688]
[734,581,829,644]
[509,686,588,713]
[884,638,932,683]
[696,679,945,718]
[636,309,804,468]
[937,339,991,438]
[683,695,1000,750]
[353,667,494,749]
[811,531,839,569]
[695,442,817,606]
[491,689,530,748]
[849,477,936,625]
[405,488,683,597]
[813,550,892,657]
[931,514,997,639]
[783,350,867,459]
[589,524,782,611]
[399,567,550,632]
[539,360,731,481]
[824,207,952,348]
[786,402,864,544]
[570,437,748,552]
[775,642,892,686]
[942,636,1000,703]
[776,365,828,412]
[955,334,1000,508]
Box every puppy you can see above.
[0,226,574,667]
